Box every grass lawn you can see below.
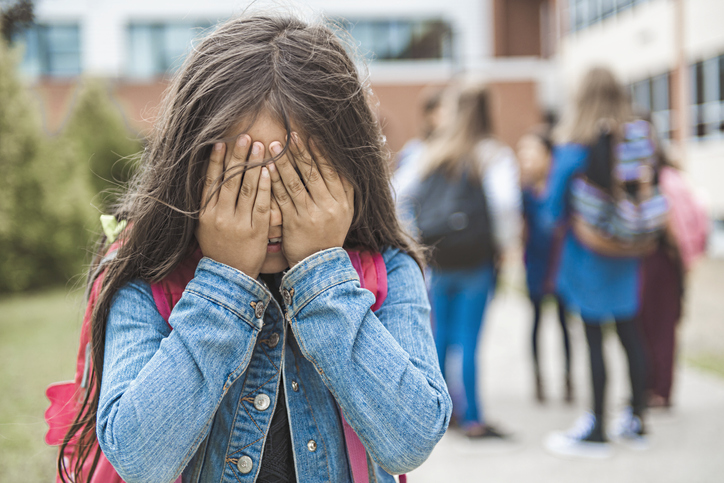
[0,288,84,482]
[687,352,724,379]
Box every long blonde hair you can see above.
[556,67,633,145]
[418,83,495,181]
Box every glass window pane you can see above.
[651,73,669,112]
[127,22,208,78]
[589,0,602,24]
[33,24,81,77]
[163,24,197,72]
[576,0,588,29]
[719,55,724,102]
[632,79,651,111]
[127,25,156,78]
[339,18,451,61]
[388,21,411,58]
[617,0,633,11]
[703,57,719,104]
[15,26,42,77]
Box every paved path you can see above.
[407,280,724,483]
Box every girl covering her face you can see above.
[58,14,451,483]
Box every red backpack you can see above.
[45,246,390,483]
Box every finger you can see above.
[269,139,309,208]
[252,166,271,228]
[309,138,347,202]
[267,161,295,215]
[237,141,264,215]
[201,142,226,211]
[219,134,250,215]
[287,134,330,204]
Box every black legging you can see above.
[532,296,571,377]
[582,318,647,422]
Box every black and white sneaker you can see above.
[545,412,613,459]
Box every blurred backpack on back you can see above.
[570,119,669,257]
[411,167,495,269]
[659,165,709,270]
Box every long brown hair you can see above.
[59,14,423,481]
[418,82,496,181]
[555,66,633,145]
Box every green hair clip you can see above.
[100,215,128,244]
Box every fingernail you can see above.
[270,142,282,155]
[214,142,223,151]
[252,142,261,155]
[237,135,248,147]
[268,162,276,172]
[261,167,269,178]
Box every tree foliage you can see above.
[0,39,142,292]
[62,78,143,209]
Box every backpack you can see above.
[658,166,709,271]
[570,119,669,257]
[411,167,495,269]
[45,245,391,483]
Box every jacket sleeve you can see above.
[96,258,271,483]
[282,247,452,474]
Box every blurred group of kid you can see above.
[393,67,709,458]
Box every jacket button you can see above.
[267,332,280,348]
[282,288,292,306]
[291,380,299,392]
[254,393,271,411]
[254,301,265,319]
[307,440,317,452]
[237,455,253,474]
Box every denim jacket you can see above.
[97,246,451,483]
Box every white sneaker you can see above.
[544,412,613,459]
[610,407,649,450]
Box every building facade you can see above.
[17,0,557,156]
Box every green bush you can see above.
[62,78,143,210]
[0,39,143,293]
[0,39,53,292]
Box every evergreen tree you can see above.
[62,78,143,210]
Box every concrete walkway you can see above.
[407,284,724,483]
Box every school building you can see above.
[16,0,723,243]
[17,0,557,155]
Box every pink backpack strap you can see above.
[151,248,203,325]
[344,249,395,483]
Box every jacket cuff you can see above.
[185,257,271,330]
[280,248,359,317]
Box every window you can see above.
[601,0,616,19]
[337,19,452,61]
[630,72,671,141]
[15,24,81,77]
[568,0,648,32]
[690,55,724,139]
[127,22,210,79]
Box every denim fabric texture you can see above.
[96,246,451,483]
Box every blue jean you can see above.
[429,263,495,425]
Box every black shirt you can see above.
[257,273,296,483]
